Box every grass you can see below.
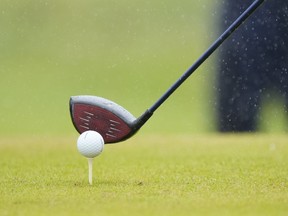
[0,134,287,215]
[0,0,217,135]
[1,0,286,135]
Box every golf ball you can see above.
[77,130,104,158]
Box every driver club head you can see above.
[70,96,148,144]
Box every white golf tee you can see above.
[88,158,93,185]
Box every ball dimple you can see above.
[77,130,104,158]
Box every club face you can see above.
[70,96,137,144]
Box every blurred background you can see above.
[1,0,286,136]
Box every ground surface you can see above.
[0,134,287,216]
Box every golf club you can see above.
[70,0,265,144]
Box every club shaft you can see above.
[148,0,264,113]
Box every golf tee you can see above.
[88,158,93,185]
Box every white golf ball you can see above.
[77,130,104,158]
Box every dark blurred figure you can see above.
[217,0,288,132]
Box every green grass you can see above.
[1,134,287,216]
[1,0,286,135]
[0,0,217,135]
